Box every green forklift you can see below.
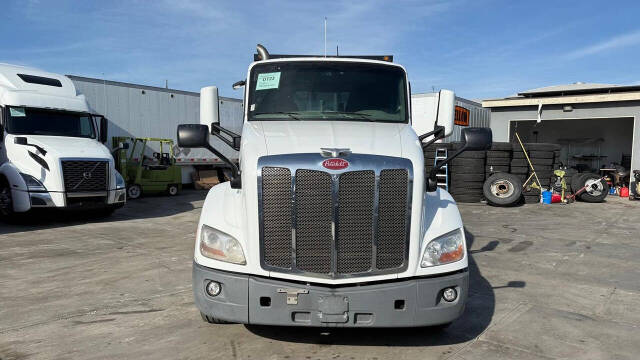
[112,136,182,199]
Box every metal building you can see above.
[483,83,640,196]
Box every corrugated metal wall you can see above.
[69,76,243,163]
[448,97,491,142]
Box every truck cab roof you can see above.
[0,63,89,113]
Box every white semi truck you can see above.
[178,45,491,327]
[0,63,126,219]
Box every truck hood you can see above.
[18,135,112,159]
[253,121,405,157]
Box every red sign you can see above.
[455,106,470,126]
[322,158,349,170]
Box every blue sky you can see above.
[2,0,640,100]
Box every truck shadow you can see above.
[0,189,203,235]
[245,228,522,346]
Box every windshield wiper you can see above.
[253,111,301,120]
[320,111,373,120]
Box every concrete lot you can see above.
[1,190,639,360]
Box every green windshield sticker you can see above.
[10,107,26,117]
[256,72,281,90]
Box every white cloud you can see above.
[565,29,640,59]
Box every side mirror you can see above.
[460,127,492,151]
[232,80,246,90]
[177,124,210,148]
[200,86,220,127]
[121,142,130,150]
[436,89,455,137]
[99,117,108,143]
[14,136,28,145]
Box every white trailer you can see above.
[0,64,126,218]
[68,76,243,183]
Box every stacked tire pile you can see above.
[485,142,512,178]
[510,143,560,204]
[423,142,485,203]
[448,142,486,203]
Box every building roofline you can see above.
[518,84,640,97]
[66,75,242,102]
[483,91,640,108]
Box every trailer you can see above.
[68,76,243,184]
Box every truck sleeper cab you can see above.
[178,46,491,327]
[0,63,126,218]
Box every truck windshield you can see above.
[247,61,408,123]
[5,107,96,138]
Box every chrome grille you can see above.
[259,154,412,278]
[61,160,108,192]
[337,171,375,273]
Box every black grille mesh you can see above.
[260,165,409,277]
[376,169,409,269]
[294,170,333,274]
[62,161,108,192]
[337,171,375,273]
[261,167,293,268]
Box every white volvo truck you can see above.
[0,63,126,219]
[177,45,491,327]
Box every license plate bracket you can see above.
[319,295,349,323]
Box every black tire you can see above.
[510,166,529,174]
[451,158,484,167]
[486,150,511,158]
[531,165,553,171]
[450,165,485,174]
[452,194,484,203]
[451,173,485,182]
[200,312,232,324]
[570,173,584,193]
[575,173,608,203]
[490,142,512,151]
[486,157,510,165]
[523,195,541,204]
[529,151,555,159]
[127,184,142,199]
[483,172,523,206]
[512,151,528,159]
[485,165,510,173]
[522,143,561,151]
[0,178,18,222]
[449,187,483,195]
[456,151,486,159]
[450,180,485,188]
[530,158,554,166]
[167,184,179,196]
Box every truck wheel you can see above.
[0,180,16,219]
[167,184,179,196]
[127,184,142,199]
[576,174,608,203]
[200,312,232,324]
[483,173,523,206]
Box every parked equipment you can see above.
[112,137,182,199]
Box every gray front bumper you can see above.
[193,262,468,327]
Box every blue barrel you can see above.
[542,191,553,204]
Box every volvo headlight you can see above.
[114,171,126,189]
[421,228,465,267]
[20,173,47,192]
[200,224,246,264]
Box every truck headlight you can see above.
[200,224,246,265]
[421,228,465,267]
[115,171,126,189]
[20,173,47,192]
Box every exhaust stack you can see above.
[256,44,270,61]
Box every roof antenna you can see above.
[324,17,327,57]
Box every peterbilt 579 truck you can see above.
[0,63,126,219]
[178,45,491,327]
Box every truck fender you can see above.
[0,162,31,212]
[193,182,248,273]
[417,188,468,273]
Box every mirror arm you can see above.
[211,123,241,151]
[426,145,468,192]
[418,125,445,149]
[202,143,241,189]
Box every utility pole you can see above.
[324,17,327,57]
